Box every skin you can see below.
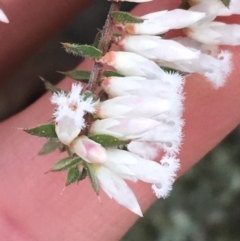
[0,0,240,240]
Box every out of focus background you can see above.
[1,1,240,241]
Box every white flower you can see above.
[51,83,96,145]
[0,9,9,23]
[98,51,164,78]
[96,96,171,118]
[185,21,240,45]
[96,166,143,216]
[160,37,232,88]
[102,75,184,98]
[114,35,200,62]
[95,149,180,215]
[70,136,107,164]
[90,117,160,139]
[122,9,206,35]
[189,0,240,16]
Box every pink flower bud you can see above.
[90,117,160,139]
[0,9,9,23]
[70,136,107,164]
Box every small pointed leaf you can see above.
[93,32,102,48]
[112,11,144,24]
[78,168,87,181]
[220,0,231,7]
[89,134,130,147]
[50,156,83,172]
[38,139,63,155]
[84,163,99,195]
[62,43,102,58]
[25,123,57,138]
[64,70,91,82]
[103,70,124,77]
[66,166,80,186]
[39,76,62,93]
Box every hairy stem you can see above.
[87,2,121,92]
[83,2,121,135]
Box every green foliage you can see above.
[111,11,144,24]
[39,76,62,93]
[66,166,80,186]
[62,43,102,58]
[38,139,63,155]
[24,123,57,138]
[49,156,83,172]
[84,162,100,195]
[221,0,231,7]
[93,32,102,48]
[89,134,130,147]
[64,70,91,82]
[103,70,124,77]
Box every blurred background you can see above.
[1,1,240,240]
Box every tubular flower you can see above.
[185,21,240,46]
[95,149,180,216]
[90,117,160,140]
[160,37,232,88]
[121,9,206,35]
[51,84,96,145]
[188,0,240,16]
[114,35,200,62]
[98,51,165,78]
[96,96,171,118]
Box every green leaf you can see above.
[160,66,189,76]
[62,43,102,58]
[38,139,63,155]
[24,123,57,138]
[66,166,80,186]
[64,70,91,82]
[39,76,62,93]
[89,134,130,147]
[112,11,144,24]
[93,32,102,48]
[84,163,99,195]
[103,70,124,77]
[49,156,83,172]
[78,168,87,181]
[220,0,231,7]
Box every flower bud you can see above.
[90,117,160,139]
[71,136,107,164]
[0,9,9,23]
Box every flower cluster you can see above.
[26,0,240,216]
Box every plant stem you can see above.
[83,2,121,135]
[87,2,121,92]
